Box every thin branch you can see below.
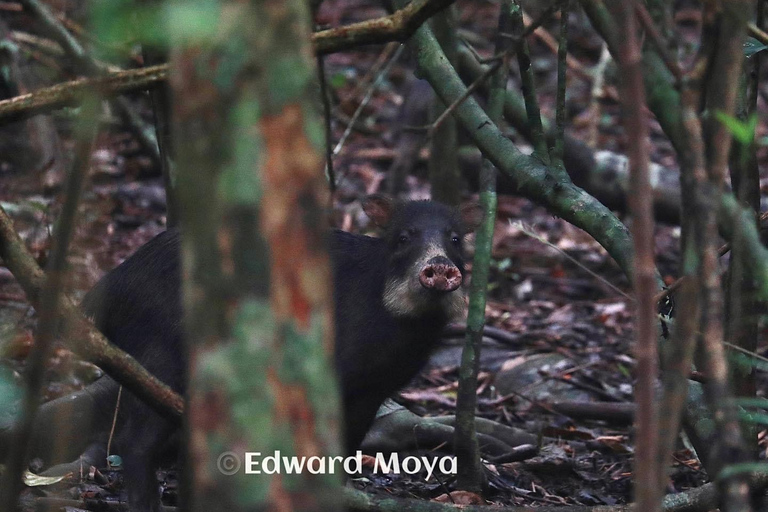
[634,2,684,83]
[615,3,659,510]
[653,211,768,304]
[313,0,455,55]
[0,206,184,420]
[455,0,510,491]
[587,44,611,146]
[551,0,569,169]
[510,0,550,164]
[430,59,501,135]
[0,96,100,512]
[747,21,768,44]
[0,64,167,125]
[513,221,631,300]
[521,10,592,82]
[1,1,454,125]
[317,53,336,194]
[332,45,404,157]
[439,0,572,137]
[17,0,160,162]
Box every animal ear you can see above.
[362,194,395,228]
[459,202,484,233]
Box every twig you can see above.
[551,0,569,169]
[634,2,684,84]
[0,1,22,10]
[430,59,501,135]
[454,0,511,491]
[512,0,564,40]
[317,53,335,194]
[748,21,768,44]
[513,220,631,300]
[615,3,659,509]
[11,31,65,56]
[0,97,99,511]
[0,206,184,419]
[521,10,592,82]
[0,65,167,125]
[346,42,399,101]
[16,0,160,162]
[313,0,456,55]
[332,45,404,157]
[106,385,123,458]
[653,211,768,304]
[510,0,550,164]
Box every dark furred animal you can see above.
[22,196,482,511]
[335,196,481,453]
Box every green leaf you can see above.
[714,111,757,145]
[744,37,768,58]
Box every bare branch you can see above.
[313,0,455,55]
[0,65,167,125]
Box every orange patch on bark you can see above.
[259,104,330,330]
[267,367,320,458]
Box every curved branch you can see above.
[0,206,184,420]
[401,7,642,286]
[0,0,453,124]
[313,0,455,55]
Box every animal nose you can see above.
[419,257,462,292]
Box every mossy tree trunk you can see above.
[170,1,341,510]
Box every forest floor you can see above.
[1,0,767,509]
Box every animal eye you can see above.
[398,233,409,244]
[451,234,460,245]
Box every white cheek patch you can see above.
[382,241,467,319]
[439,291,467,320]
[382,276,422,317]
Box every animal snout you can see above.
[419,257,462,292]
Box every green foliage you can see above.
[714,111,757,146]
[219,96,264,205]
[743,37,768,58]
[90,0,163,49]
[90,0,221,52]
[166,0,222,46]
[616,364,631,379]
[268,56,312,107]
